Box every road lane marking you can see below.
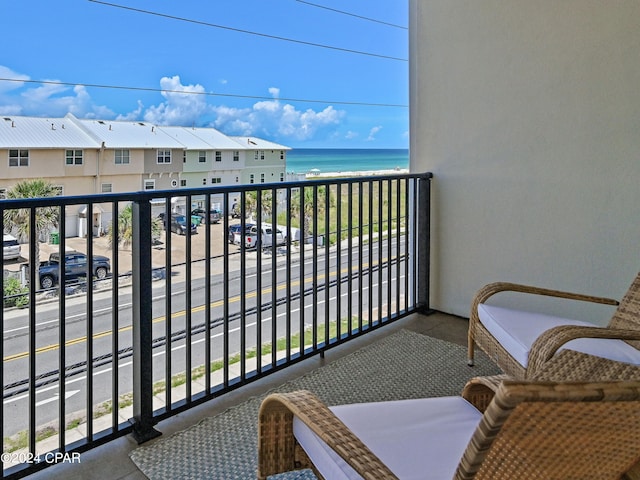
[2,259,396,362]
[34,389,80,407]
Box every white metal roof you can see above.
[186,127,251,150]
[70,116,185,149]
[0,114,291,152]
[0,115,100,149]
[230,136,291,151]
[155,125,246,150]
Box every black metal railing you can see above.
[0,172,431,478]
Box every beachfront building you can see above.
[155,125,248,213]
[227,136,291,216]
[0,114,289,237]
[71,116,184,193]
[231,136,289,185]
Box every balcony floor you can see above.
[26,311,469,480]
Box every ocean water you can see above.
[286,148,409,174]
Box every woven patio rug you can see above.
[129,329,500,479]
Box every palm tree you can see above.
[4,179,60,288]
[243,190,273,222]
[291,185,328,244]
[107,203,163,249]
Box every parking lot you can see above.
[5,220,242,277]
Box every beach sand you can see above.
[304,168,409,179]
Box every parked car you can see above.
[228,223,255,244]
[37,251,111,289]
[3,234,21,261]
[191,208,222,224]
[158,213,198,235]
[237,225,285,249]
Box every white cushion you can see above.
[293,396,482,480]
[478,304,640,367]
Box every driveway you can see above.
[7,221,240,276]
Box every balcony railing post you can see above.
[130,198,161,443]
[416,174,433,313]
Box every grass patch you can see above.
[271,179,408,243]
[3,431,28,453]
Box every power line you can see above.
[87,0,408,62]
[0,78,408,108]
[295,0,407,30]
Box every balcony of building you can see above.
[2,1,639,478]
[1,173,434,479]
[25,310,471,480]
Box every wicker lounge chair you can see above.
[257,381,640,479]
[467,272,640,378]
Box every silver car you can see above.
[3,234,21,261]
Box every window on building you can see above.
[235,176,239,183]
[249,174,254,184]
[260,173,265,183]
[115,149,130,164]
[260,150,265,160]
[9,149,29,167]
[215,151,222,162]
[157,149,171,164]
[280,173,285,182]
[199,151,206,163]
[202,178,207,185]
[183,151,187,163]
[233,151,239,162]
[180,179,187,187]
[101,183,113,193]
[66,150,83,165]
[280,150,285,160]
[254,151,258,160]
[211,177,221,184]
[144,180,155,190]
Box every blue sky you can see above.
[0,0,408,149]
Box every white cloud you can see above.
[0,68,352,143]
[141,76,210,126]
[116,101,145,121]
[0,66,29,93]
[0,65,115,117]
[22,82,114,118]
[345,131,359,140]
[0,104,23,116]
[366,125,383,141]
[210,88,346,141]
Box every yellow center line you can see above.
[3,258,386,363]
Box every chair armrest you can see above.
[471,282,619,312]
[258,390,397,480]
[461,375,509,412]
[527,326,640,378]
[468,282,619,352]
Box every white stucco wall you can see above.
[410,1,640,322]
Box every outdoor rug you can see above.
[129,329,501,479]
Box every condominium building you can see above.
[0,114,289,237]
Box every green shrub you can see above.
[3,277,29,308]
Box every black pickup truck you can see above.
[38,251,111,289]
